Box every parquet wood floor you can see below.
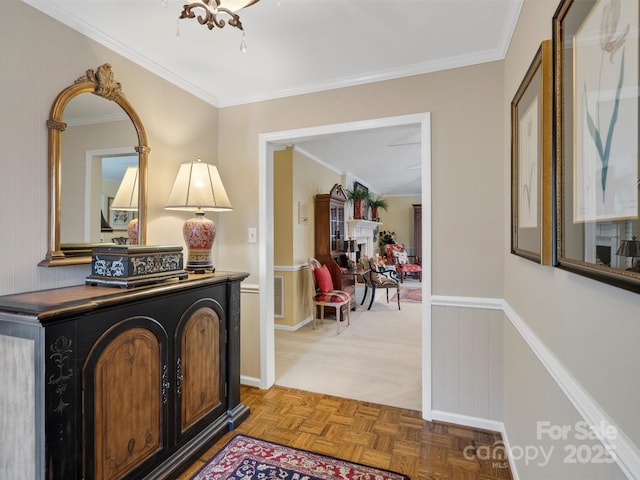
[177,385,513,480]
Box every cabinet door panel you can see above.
[94,327,162,480]
[84,318,169,480]
[176,299,226,440]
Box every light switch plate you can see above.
[248,227,257,243]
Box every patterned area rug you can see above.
[190,434,410,480]
[390,286,422,304]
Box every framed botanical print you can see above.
[554,0,640,291]
[511,40,554,265]
[108,196,134,230]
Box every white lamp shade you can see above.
[110,166,139,211]
[165,160,233,212]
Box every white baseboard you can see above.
[431,295,639,479]
[242,290,638,478]
[240,375,261,387]
[501,301,639,479]
[240,283,260,294]
[432,409,504,433]
[274,316,313,331]
[432,409,520,480]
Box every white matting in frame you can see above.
[573,0,639,223]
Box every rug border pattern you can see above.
[190,433,410,480]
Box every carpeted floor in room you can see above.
[275,278,423,411]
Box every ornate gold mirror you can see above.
[39,64,149,267]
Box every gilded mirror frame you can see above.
[39,64,149,267]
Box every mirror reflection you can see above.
[60,94,138,245]
[564,219,640,271]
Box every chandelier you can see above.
[179,0,260,32]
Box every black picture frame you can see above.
[553,0,640,292]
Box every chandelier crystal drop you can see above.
[240,32,247,52]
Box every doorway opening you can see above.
[258,113,433,419]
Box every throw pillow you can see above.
[314,264,333,293]
[375,273,395,285]
[395,251,409,264]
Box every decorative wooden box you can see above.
[86,245,188,288]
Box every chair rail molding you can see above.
[502,300,640,479]
[431,294,640,479]
[273,264,307,272]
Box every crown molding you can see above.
[22,0,523,108]
[21,0,221,107]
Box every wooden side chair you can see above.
[307,258,351,334]
[360,257,400,310]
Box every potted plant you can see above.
[367,196,388,222]
[345,187,370,220]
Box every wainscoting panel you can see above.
[240,284,261,382]
[273,265,309,329]
[502,319,628,480]
[431,305,503,423]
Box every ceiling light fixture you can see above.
[179,0,259,50]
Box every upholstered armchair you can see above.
[359,257,400,310]
[385,243,422,283]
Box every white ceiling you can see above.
[294,124,423,196]
[24,0,522,195]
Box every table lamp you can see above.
[165,158,233,273]
[616,236,640,271]
[110,166,139,244]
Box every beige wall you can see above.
[217,63,505,297]
[273,147,342,328]
[502,0,639,477]
[0,0,219,294]
[216,68,504,406]
[274,148,294,265]
[292,148,341,264]
[5,2,637,477]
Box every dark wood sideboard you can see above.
[0,272,249,480]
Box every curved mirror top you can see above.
[39,63,149,267]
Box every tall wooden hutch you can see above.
[314,183,347,258]
[314,184,356,310]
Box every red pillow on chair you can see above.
[314,264,334,293]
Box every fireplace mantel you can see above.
[346,220,381,258]
[346,220,381,230]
